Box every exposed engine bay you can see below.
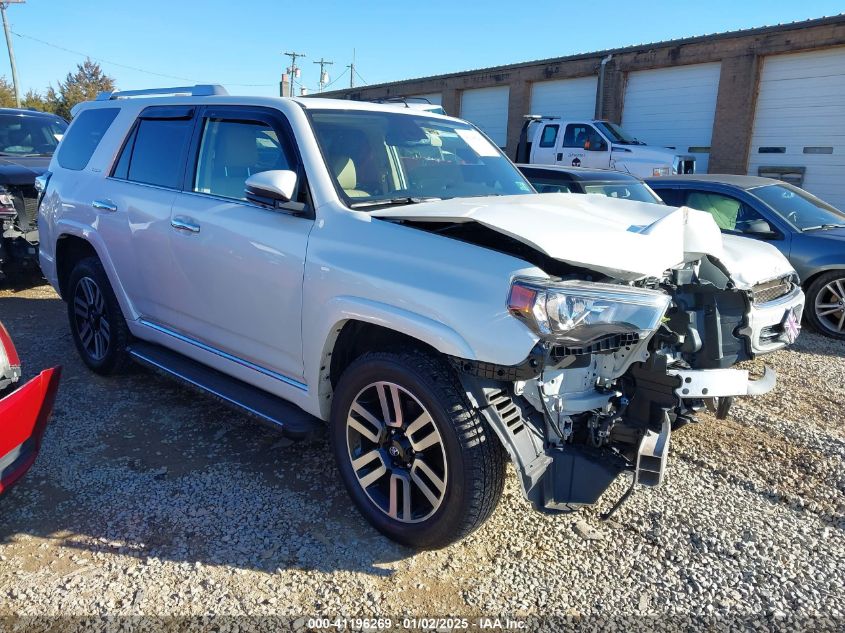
[397,215,804,515]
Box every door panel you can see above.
[166,195,311,381]
[163,109,312,382]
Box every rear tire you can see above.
[806,271,845,340]
[66,256,130,374]
[330,349,506,549]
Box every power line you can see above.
[353,69,368,85]
[283,51,306,97]
[313,57,333,92]
[10,29,277,87]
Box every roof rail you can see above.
[95,84,229,101]
[370,96,433,107]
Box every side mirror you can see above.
[746,219,774,235]
[245,170,297,208]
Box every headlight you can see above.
[507,278,671,345]
[652,166,671,177]
[0,186,15,224]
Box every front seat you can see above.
[210,124,260,199]
[331,155,370,198]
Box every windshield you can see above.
[0,113,67,156]
[594,121,641,145]
[309,110,533,207]
[752,183,845,231]
[583,182,663,203]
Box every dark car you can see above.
[647,175,845,340]
[517,164,663,203]
[0,108,68,281]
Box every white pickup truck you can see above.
[39,86,803,549]
[516,116,696,178]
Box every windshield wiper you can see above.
[802,223,845,232]
[348,196,441,210]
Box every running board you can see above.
[127,341,323,438]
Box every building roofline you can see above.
[323,13,845,96]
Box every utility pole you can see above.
[313,57,333,93]
[347,49,356,89]
[0,0,24,108]
[283,51,306,98]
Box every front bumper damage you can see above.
[460,352,779,517]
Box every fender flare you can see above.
[309,295,477,417]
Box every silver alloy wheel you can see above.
[815,277,845,334]
[72,276,111,361]
[346,381,448,523]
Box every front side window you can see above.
[56,108,115,170]
[538,124,559,148]
[113,118,192,189]
[684,191,767,233]
[193,119,296,200]
[562,124,606,151]
[309,110,532,207]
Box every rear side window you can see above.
[538,124,559,148]
[113,118,192,189]
[56,108,119,171]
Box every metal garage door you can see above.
[622,63,721,172]
[530,76,597,120]
[748,47,845,209]
[460,86,510,147]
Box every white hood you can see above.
[371,194,794,285]
[719,234,795,288]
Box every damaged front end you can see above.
[455,254,804,517]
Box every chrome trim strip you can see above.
[128,349,285,427]
[137,319,308,392]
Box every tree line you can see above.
[0,59,115,120]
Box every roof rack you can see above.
[370,96,433,107]
[95,84,229,101]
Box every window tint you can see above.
[538,124,559,148]
[684,191,767,233]
[194,119,295,200]
[56,108,118,171]
[115,118,192,188]
[562,124,606,151]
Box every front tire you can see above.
[330,349,506,549]
[66,256,130,374]
[806,271,845,340]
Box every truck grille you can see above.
[8,185,39,230]
[752,276,795,305]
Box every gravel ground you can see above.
[0,282,843,628]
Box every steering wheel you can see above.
[786,211,799,224]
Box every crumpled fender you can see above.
[0,367,62,495]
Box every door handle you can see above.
[92,199,117,213]
[556,153,563,161]
[171,216,201,233]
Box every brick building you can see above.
[322,15,845,207]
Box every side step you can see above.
[127,341,323,439]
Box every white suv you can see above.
[38,85,804,549]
